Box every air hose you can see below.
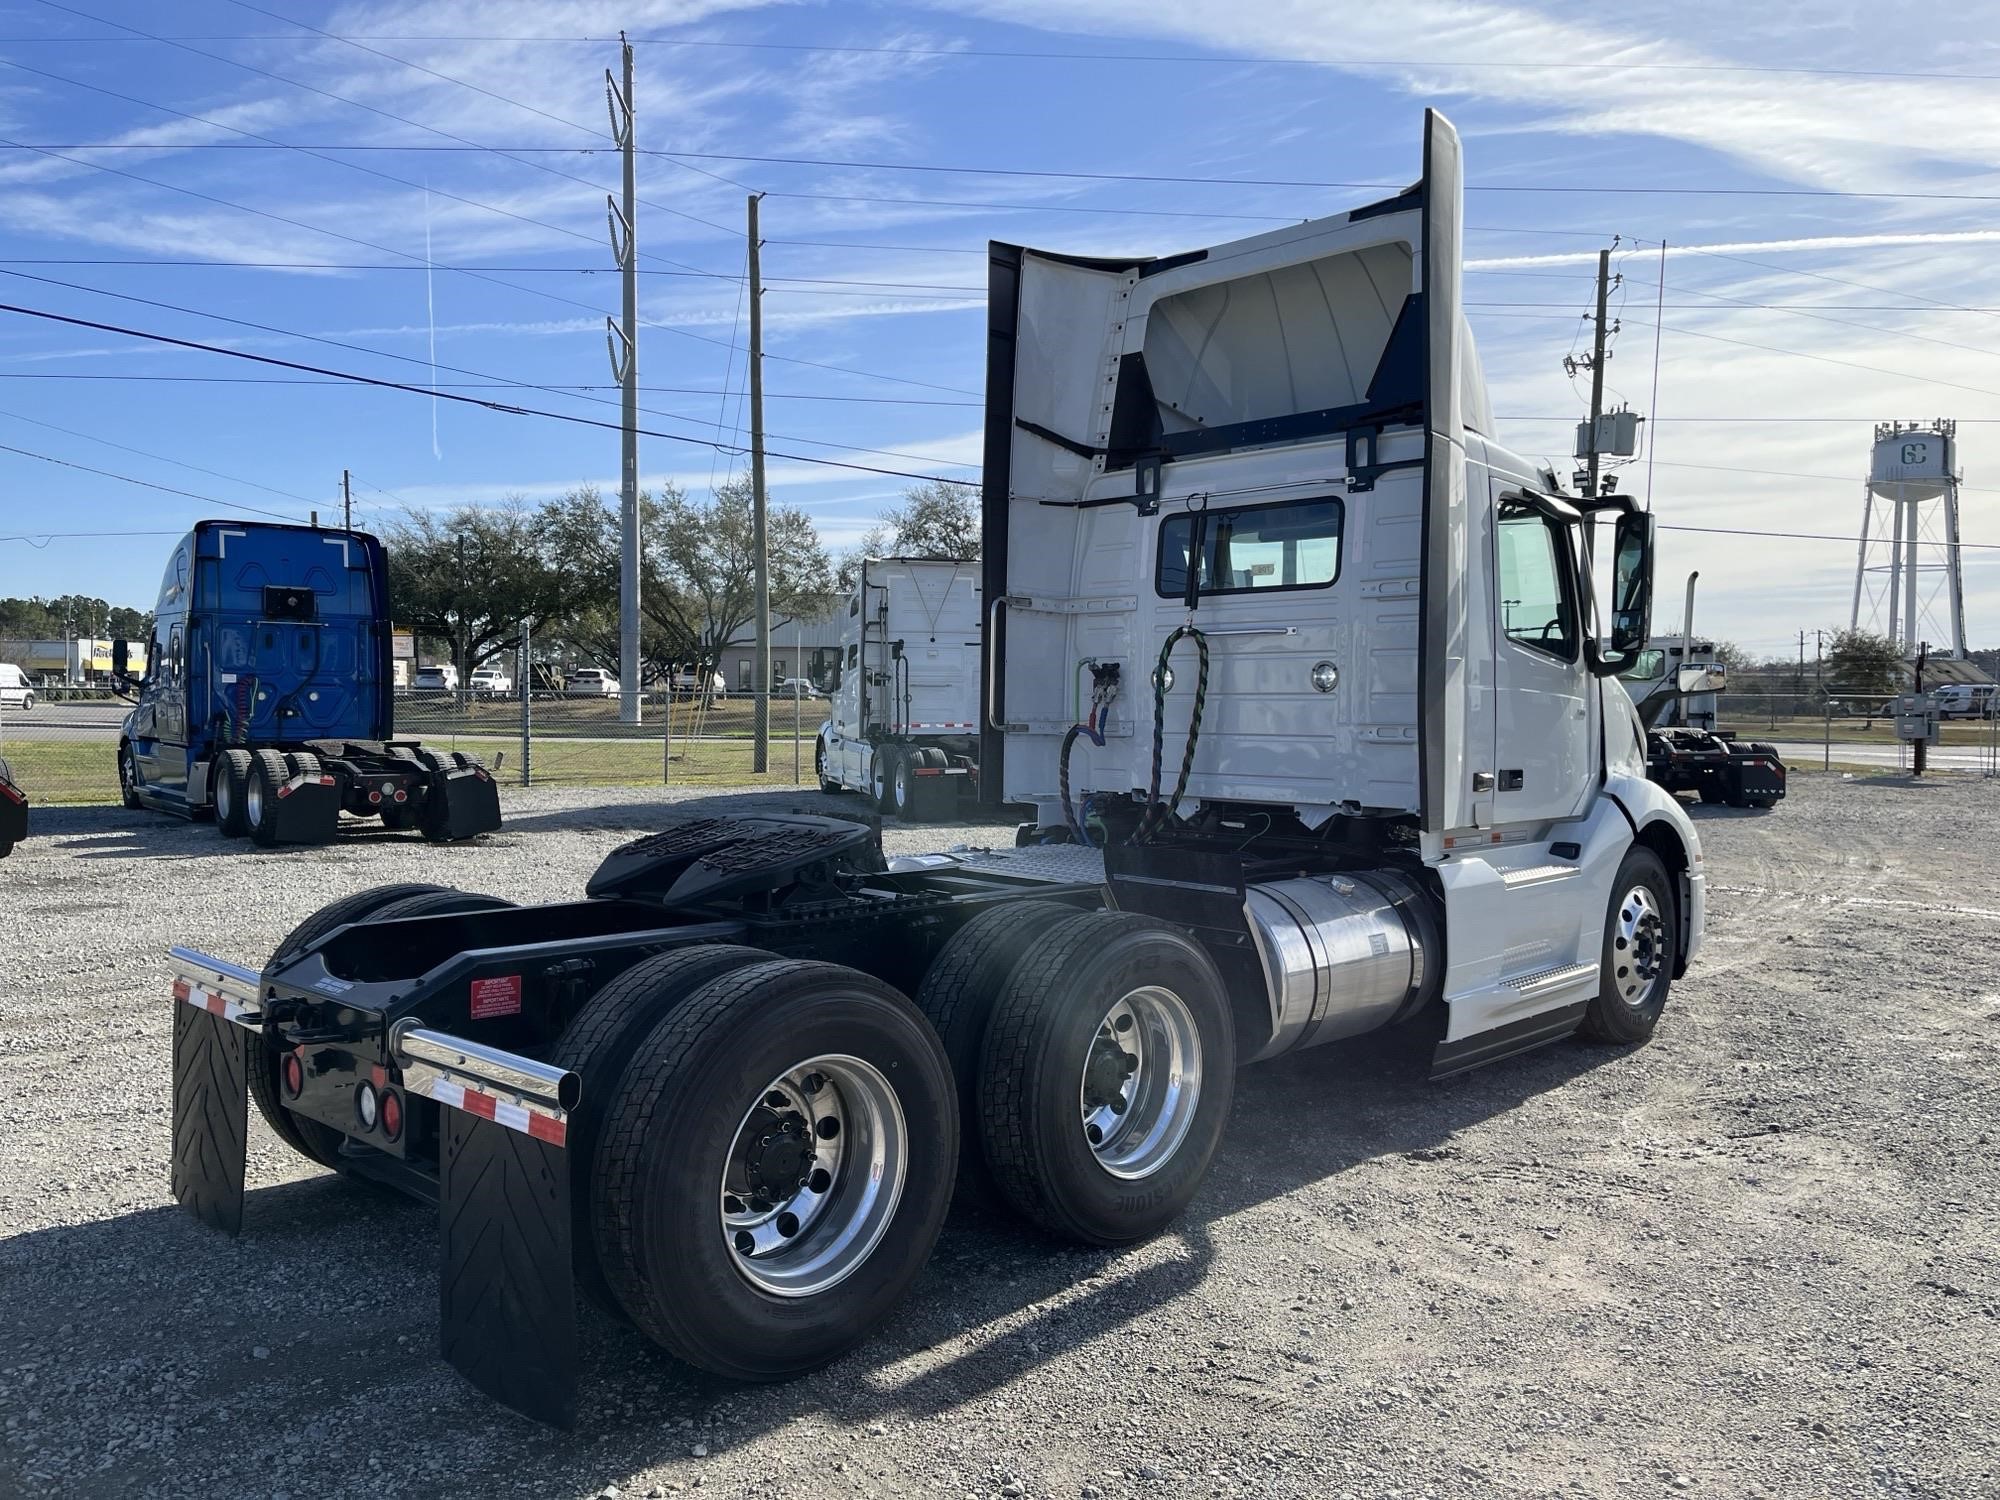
[1136,624,1209,842]
[1058,705,1107,845]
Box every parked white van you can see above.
[0,663,34,711]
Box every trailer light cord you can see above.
[1137,625,1209,843]
[1059,698,1113,846]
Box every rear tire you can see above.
[553,943,772,1317]
[594,959,956,1380]
[977,911,1235,1245]
[889,749,918,818]
[1579,846,1678,1045]
[215,748,252,837]
[871,746,899,813]
[915,900,1088,1199]
[246,749,290,846]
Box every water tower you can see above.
[1851,419,1966,656]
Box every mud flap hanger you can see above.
[165,947,583,1427]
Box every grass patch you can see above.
[0,738,116,804]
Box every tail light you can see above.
[281,1052,305,1098]
[354,1080,380,1132]
[378,1088,403,1143]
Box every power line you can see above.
[0,299,976,485]
[1659,522,2000,551]
[0,372,984,405]
[1627,317,2000,404]
[0,439,304,522]
[6,29,1996,84]
[1504,414,2000,424]
[0,258,983,291]
[219,0,760,206]
[34,0,747,253]
[0,403,323,509]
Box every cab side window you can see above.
[1497,501,1578,660]
[168,625,184,685]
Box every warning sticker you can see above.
[469,974,522,1019]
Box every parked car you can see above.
[469,666,512,697]
[412,664,459,693]
[777,676,826,697]
[668,667,726,696]
[0,662,34,711]
[564,668,617,697]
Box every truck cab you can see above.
[117,522,499,844]
[981,109,1703,1065]
[817,557,982,816]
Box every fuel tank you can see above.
[1243,869,1439,1061]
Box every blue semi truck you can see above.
[115,521,502,846]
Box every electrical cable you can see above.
[0,298,977,484]
[0,440,305,521]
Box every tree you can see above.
[385,500,562,681]
[834,525,890,592]
[647,475,834,665]
[1824,628,1905,697]
[884,480,980,560]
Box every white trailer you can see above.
[816,556,982,817]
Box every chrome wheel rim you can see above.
[1612,883,1667,1008]
[244,771,263,828]
[119,750,133,799]
[1079,985,1202,1180]
[720,1053,906,1298]
[893,759,911,808]
[215,769,232,822]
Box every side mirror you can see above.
[1590,512,1654,675]
[111,638,130,685]
[1676,665,1725,695]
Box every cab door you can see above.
[1490,489,1592,826]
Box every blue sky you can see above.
[2,0,1999,661]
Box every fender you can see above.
[1605,771,1706,971]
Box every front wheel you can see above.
[19,692,32,712]
[815,738,840,795]
[593,959,956,1381]
[1579,846,1678,1045]
[977,911,1235,1245]
[117,742,142,809]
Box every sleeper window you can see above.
[1155,497,1343,600]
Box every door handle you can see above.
[984,595,1011,732]
[1472,771,1495,793]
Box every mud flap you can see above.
[170,1002,249,1235]
[439,1108,577,1427]
[268,774,341,845]
[432,766,503,840]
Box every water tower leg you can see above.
[1886,496,1903,649]
[1851,485,1873,634]
[1903,494,1920,656]
[1946,480,1968,657]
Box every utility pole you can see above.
[342,468,352,531]
[1583,247,1612,501]
[749,191,770,772]
[606,33,642,726]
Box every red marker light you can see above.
[378,1089,403,1143]
[281,1053,305,1098]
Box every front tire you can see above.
[1579,847,1678,1045]
[593,959,956,1381]
[977,911,1235,1245]
[816,737,840,795]
[118,742,142,809]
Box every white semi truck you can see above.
[815,556,982,818]
[160,112,1704,1427]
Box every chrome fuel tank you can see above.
[1243,869,1437,1061]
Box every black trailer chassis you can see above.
[163,810,1503,1426]
[197,739,502,846]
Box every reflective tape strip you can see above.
[419,1074,568,1149]
[905,721,975,729]
[172,976,256,1025]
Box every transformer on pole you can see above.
[1851,420,1966,657]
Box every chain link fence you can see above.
[0,685,828,806]
[1674,690,2000,775]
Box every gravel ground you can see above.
[1,775,1996,1500]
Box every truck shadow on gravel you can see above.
[0,1020,1623,1495]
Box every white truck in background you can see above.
[816,557,982,818]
